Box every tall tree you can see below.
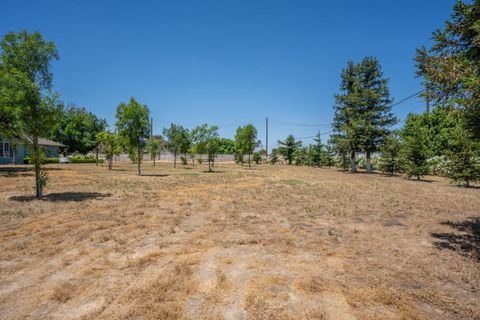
[115,97,150,175]
[51,105,107,155]
[162,123,190,168]
[356,57,396,173]
[234,124,259,169]
[331,61,363,172]
[0,31,61,197]
[96,131,122,170]
[191,124,219,172]
[277,135,302,165]
[416,0,480,139]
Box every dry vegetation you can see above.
[0,161,479,319]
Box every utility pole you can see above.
[265,117,269,158]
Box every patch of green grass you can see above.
[279,179,306,186]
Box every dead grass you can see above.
[0,161,479,319]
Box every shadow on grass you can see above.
[202,170,226,173]
[10,192,112,202]
[431,217,480,261]
[0,167,32,177]
[140,173,169,177]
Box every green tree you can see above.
[332,61,363,172]
[217,138,235,154]
[444,125,480,187]
[269,148,279,164]
[162,123,190,168]
[400,114,431,180]
[306,132,325,167]
[234,124,259,169]
[191,124,219,172]
[416,0,480,139]
[356,57,396,173]
[115,97,150,175]
[51,105,107,155]
[252,151,262,164]
[379,133,402,175]
[146,137,162,166]
[96,131,122,170]
[0,31,61,197]
[278,135,302,165]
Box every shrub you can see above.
[70,155,104,164]
[24,157,59,164]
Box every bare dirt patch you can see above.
[0,162,478,319]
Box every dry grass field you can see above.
[0,162,478,319]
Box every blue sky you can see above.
[1,0,456,149]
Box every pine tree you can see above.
[400,114,431,180]
[278,135,302,165]
[356,57,396,173]
[332,61,362,172]
[445,126,480,187]
[379,133,401,175]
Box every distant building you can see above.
[0,137,65,165]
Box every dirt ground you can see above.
[0,161,478,320]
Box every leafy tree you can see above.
[0,31,61,197]
[400,114,431,180]
[191,124,219,172]
[217,138,235,154]
[96,131,122,170]
[50,105,107,165]
[234,124,259,169]
[278,135,302,165]
[444,125,480,187]
[416,0,480,139]
[321,144,336,168]
[115,97,150,175]
[379,133,402,175]
[162,123,190,168]
[146,137,162,166]
[252,151,262,164]
[356,57,396,173]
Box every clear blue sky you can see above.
[1,0,456,149]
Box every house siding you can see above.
[0,139,60,165]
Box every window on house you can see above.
[0,140,12,158]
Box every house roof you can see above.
[22,137,65,147]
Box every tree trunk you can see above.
[366,151,372,173]
[174,152,177,168]
[33,136,42,198]
[95,147,99,166]
[137,147,141,175]
[208,157,212,172]
[350,151,356,173]
[248,154,251,169]
[153,155,156,166]
[109,155,113,170]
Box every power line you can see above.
[296,130,334,140]
[269,119,331,127]
[391,89,425,108]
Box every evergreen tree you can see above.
[332,61,362,172]
[356,57,396,173]
[416,0,480,140]
[445,126,480,187]
[269,148,279,165]
[400,114,431,180]
[379,133,402,175]
[278,135,302,165]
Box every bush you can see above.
[70,156,104,164]
[24,157,59,164]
